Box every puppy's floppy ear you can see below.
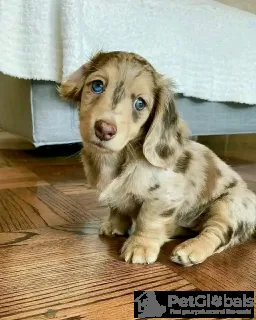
[143,78,189,169]
[58,64,88,101]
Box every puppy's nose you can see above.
[94,120,117,141]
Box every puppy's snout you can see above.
[94,120,117,141]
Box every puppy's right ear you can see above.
[58,64,87,101]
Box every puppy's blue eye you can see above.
[134,97,146,111]
[91,80,104,94]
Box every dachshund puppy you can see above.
[59,51,256,266]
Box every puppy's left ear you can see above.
[58,64,88,102]
[143,78,189,169]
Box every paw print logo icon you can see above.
[134,291,166,318]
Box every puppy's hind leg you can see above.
[171,199,234,266]
[99,208,132,237]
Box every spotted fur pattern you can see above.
[59,51,256,266]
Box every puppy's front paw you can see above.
[170,238,212,266]
[99,220,128,237]
[120,235,160,264]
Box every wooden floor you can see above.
[0,145,255,320]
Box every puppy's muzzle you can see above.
[94,120,117,141]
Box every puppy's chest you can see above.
[110,191,143,216]
[99,163,149,215]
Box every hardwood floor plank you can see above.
[0,228,196,320]
[56,184,109,219]
[0,227,108,248]
[0,145,255,319]
[0,186,96,232]
[51,221,100,236]
[0,167,48,190]
[57,184,93,196]
[162,239,256,291]
[53,182,91,195]
[0,147,81,167]
[0,189,48,231]
[29,164,86,185]
[27,186,97,222]
[0,231,39,247]
[68,192,107,212]
[0,153,10,168]
[11,188,72,227]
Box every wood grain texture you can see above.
[0,229,195,320]
[0,146,82,167]
[0,146,255,319]
[29,163,86,185]
[0,186,96,232]
[0,167,48,190]
[162,239,256,291]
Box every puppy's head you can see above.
[59,51,188,168]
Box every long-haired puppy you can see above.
[59,51,256,266]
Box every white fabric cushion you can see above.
[0,0,256,104]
